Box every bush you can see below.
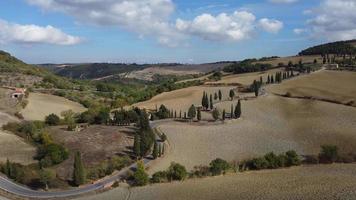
[45,114,60,126]
[37,144,69,167]
[319,145,339,163]
[151,171,168,183]
[209,158,231,175]
[133,161,149,186]
[247,157,269,170]
[167,162,187,181]
[285,150,301,166]
[264,152,281,169]
[191,165,211,178]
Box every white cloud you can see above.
[293,28,306,35]
[0,19,82,45]
[306,0,356,41]
[269,0,298,3]
[176,11,257,41]
[258,18,284,34]
[27,0,283,45]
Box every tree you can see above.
[39,169,53,190]
[188,105,197,120]
[222,109,226,121]
[167,162,187,181]
[133,161,149,186]
[260,76,263,84]
[285,150,301,167]
[229,89,235,101]
[5,158,12,178]
[197,108,201,121]
[319,145,339,163]
[212,108,220,121]
[209,158,230,176]
[267,75,270,84]
[214,93,218,100]
[45,114,60,126]
[234,100,241,119]
[209,94,213,110]
[252,80,260,97]
[134,134,141,159]
[152,142,159,159]
[218,90,222,101]
[158,144,162,157]
[73,151,85,186]
[230,104,234,119]
[61,110,76,131]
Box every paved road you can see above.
[0,120,170,199]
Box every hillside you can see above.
[299,40,356,55]
[39,62,232,81]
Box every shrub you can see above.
[285,150,301,166]
[45,114,60,126]
[247,157,269,170]
[319,145,339,163]
[151,171,168,183]
[167,162,187,181]
[209,158,231,175]
[264,152,280,169]
[191,165,211,178]
[133,161,149,186]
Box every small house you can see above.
[11,88,26,99]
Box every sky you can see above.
[0,0,355,64]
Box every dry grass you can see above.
[132,86,235,112]
[22,92,87,121]
[79,164,356,200]
[0,112,36,164]
[124,67,201,81]
[49,125,134,180]
[255,55,322,66]
[206,68,284,86]
[269,70,356,106]
[147,95,356,172]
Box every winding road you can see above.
[0,120,169,199]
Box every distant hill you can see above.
[299,40,356,56]
[38,62,233,80]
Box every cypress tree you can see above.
[179,111,182,118]
[162,144,165,155]
[229,89,235,101]
[73,151,85,186]
[174,111,177,118]
[201,92,205,107]
[5,158,12,177]
[205,93,209,109]
[222,109,226,121]
[197,109,201,121]
[210,94,213,110]
[260,76,263,84]
[134,134,141,158]
[188,104,197,120]
[271,75,274,83]
[230,104,234,119]
[235,100,241,119]
[158,144,162,157]
[218,90,222,101]
[214,93,218,100]
[184,112,187,119]
[267,75,270,84]
[153,142,158,159]
[253,80,259,97]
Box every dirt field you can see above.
[0,112,36,164]
[22,92,87,121]
[269,70,356,106]
[79,164,356,200]
[132,86,235,112]
[124,67,201,81]
[49,125,134,180]
[148,94,356,172]
[255,55,322,66]
[206,68,284,86]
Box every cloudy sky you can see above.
[0,0,355,64]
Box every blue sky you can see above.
[0,0,355,64]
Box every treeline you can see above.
[299,40,356,56]
[223,59,273,74]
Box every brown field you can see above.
[132,86,235,112]
[255,55,322,66]
[148,95,356,172]
[48,125,134,180]
[22,92,87,121]
[206,68,284,86]
[0,112,36,164]
[269,70,356,106]
[124,67,201,81]
[79,164,356,200]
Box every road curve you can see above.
[0,120,170,199]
